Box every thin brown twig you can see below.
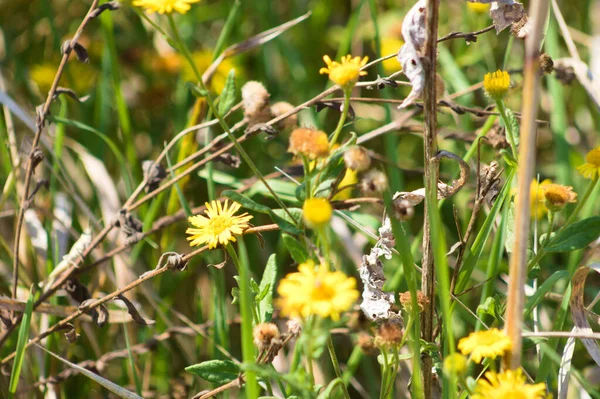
[437,24,495,43]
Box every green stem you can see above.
[327,336,351,399]
[565,177,598,226]
[167,15,299,226]
[226,244,259,399]
[495,100,517,159]
[329,89,351,148]
[379,349,390,399]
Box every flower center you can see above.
[503,391,527,399]
[330,65,360,86]
[312,279,335,301]
[586,149,600,166]
[207,216,233,235]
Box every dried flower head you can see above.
[375,320,403,348]
[302,198,333,229]
[472,368,549,399]
[542,183,577,212]
[458,328,512,364]
[577,147,600,180]
[360,170,389,195]
[242,81,271,124]
[276,260,359,321]
[133,0,200,14]
[398,290,429,312]
[357,332,377,354]
[539,53,554,75]
[186,200,253,249]
[344,146,371,172]
[270,101,298,130]
[288,128,330,159]
[443,353,468,377]
[286,319,302,336]
[484,70,510,102]
[392,198,415,221]
[320,54,369,89]
[253,322,280,351]
[332,169,358,201]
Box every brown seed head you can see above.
[375,320,403,348]
[539,53,554,75]
[344,146,371,172]
[242,81,271,124]
[392,198,415,221]
[398,290,429,313]
[253,323,280,351]
[360,170,388,195]
[270,101,298,130]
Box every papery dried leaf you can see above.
[245,123,278,139]
[397,0,427,108]
[558,330,576,399]
[56,323,80,343]
[141,160,167,193]
[115,294,155,326]
[570,264,600,367]
[53,87,90,103]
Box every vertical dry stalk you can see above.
[422,0,440,396]
[503,0,550,370]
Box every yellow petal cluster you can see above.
[302,198,333,229]
[186,200,253,249]
[133,0,200,14]
[457,328,512,364]
[443,353,467,377]
[577,146,600,180]
[484,70,510,101]
[472,368,549,399]
[276,260,359,321]
[320,54,368,88]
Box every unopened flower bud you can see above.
[344,146,371,172]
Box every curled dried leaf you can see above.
[53,87,90,103]
[570,264,600,367]
[142,160,167,193]
[56,323,80,343]
[314,100,356,120]
[245,123,278,140]
[88,1,120,20]
[115,294,155,326]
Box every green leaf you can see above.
[270,208,303,235]
[316,378,344,399]
[282,233,308,263]
[524,270,569,319]
[222,190,271,214]
[9,288,35,398]
[218,69,237,115]
[477,296,501,323]
[258,254,277,322]
[185,360,240,385]
[545,217,600,252]
[186,81,209,97]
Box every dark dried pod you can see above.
[54,87,90,103]
[539,53,554,75]
[216,153,241,168]
[116,210,143,239]
[89,1,121,19]
[116,294,155,326]
[315,100,356,120]
[555,64,576,85]
[30,147,44,173]
[142,160,167,193]
[72,42,89,63]
[245,123,278,140]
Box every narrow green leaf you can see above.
[217,69,236,116]
[282,233,309,263]
[258,254,277,322]
[165,147,193,217]
[524,270,569,319]
[269,208,303,235]
[185,359,240,385]
[9,288,35,398]
[222,190,271,214]
[545,217,600,252]
[186,81,209,97]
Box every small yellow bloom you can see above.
[443,353,468,377]
[577,146,600,180]
[380,38,403,75]
[133,0,200,14]
[302,198,333,229]
[333,169,358,201]
[467,2,491,13]
[288,128,330,159]
[472,368,549,399]
[320,54,369,88]
[186,200,253,249]
[276,260,359,321]
[529,179,552,220]
[542,183,577,212]
[484,70,511,101]
[457,328,512,364]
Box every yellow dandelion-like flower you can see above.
[484,70,511,102]
[320,54,369,88]
[467,2,491,13]
[529,179,552,220]
[458,328,512,364]
[542,183,577,212]
[380,38,403,75]
[288,128,330,159]
[443,353,468,377]
[472,368,549,399]
[186,200,253,249]
[302,198,333,229]
[133,0,200,14]
[276,260,359,321]
[333,169,358,201]
[577,147,600,180]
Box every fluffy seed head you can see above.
[253,322,280,351]
[270,101,298,130]
[344,146,371,172]
[360,170,389,195]
[393,198,415,221]
[242,81,271,123]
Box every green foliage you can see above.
[185,360,240,384]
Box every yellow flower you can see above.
[186,200,253,249]
[276,260,359,321]
[542,183,577,212]
[472,368,549,399]
[180,50,237,92]
[577,146,600,180]
[484,70,510,101]
[320,54,369,88]
[302,198,333,229]
[457,328,512,364]
[467,2,491,13]
[30,62,97,95]
[133,0,200,14]
[443,353,468,377]
[530,179,552,220]
[288,128,330,159]
[333,169,358,201]
[380,38,403,75]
